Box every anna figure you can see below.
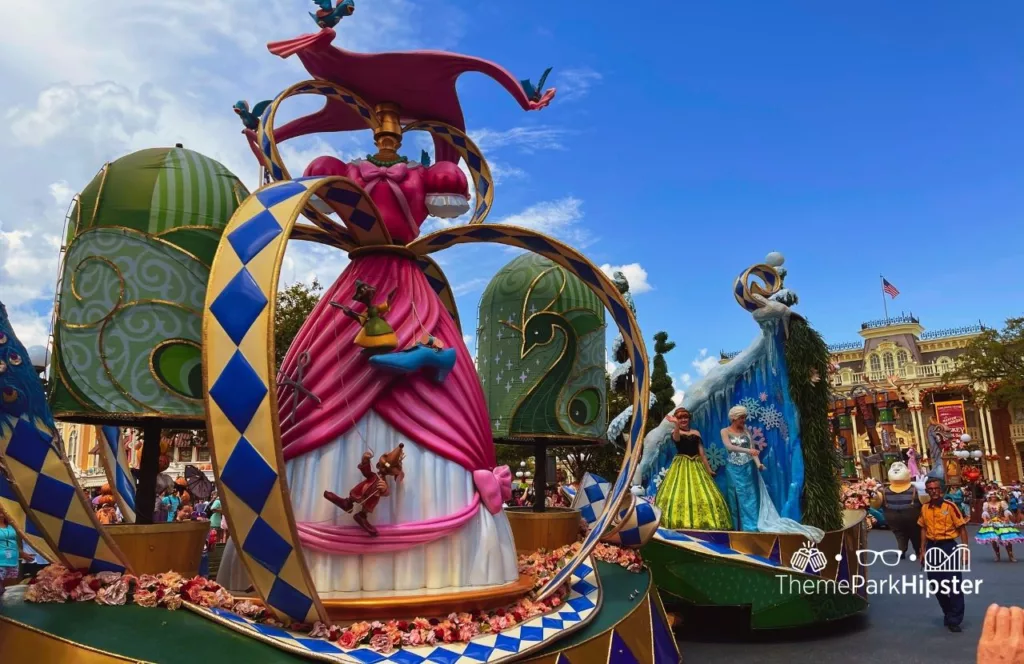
[654,407,731,530]
[721,405,824,540]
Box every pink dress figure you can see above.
[907,447,921,479]
[246,30,554,594]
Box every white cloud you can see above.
[557,68,603,102]
[452,277,489,297]
[0,1,460,351]
[692,349,718,377]
[679,373,693,387]
[470,126,569,153]
[492,197,589,245]
[48,181,75,207]
[599,263,652,295]
[463,334,473,348]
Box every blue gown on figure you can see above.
[725,432,824,542]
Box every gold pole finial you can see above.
[373,102,403,162]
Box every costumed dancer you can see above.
[654,407,731,530]
[720,405,824,541]
[907,447,922,479]
[945,484,968,520]
[976,491,1022,562]
[880,462,921,561]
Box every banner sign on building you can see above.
[934,400,967,439]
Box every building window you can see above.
[896,350,908,367]
[869,355,881,373]
[197,448,210,462]
[179,447,193,462]
[938,358,952,375]
[67,430,79,466]
[883,352,895,375]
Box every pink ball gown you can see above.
[275,155,517,594]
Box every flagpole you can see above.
[880,275,889,322]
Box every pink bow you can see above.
[357,161,409,186]
[473,466,513,515]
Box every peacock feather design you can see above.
[503,266,605,435]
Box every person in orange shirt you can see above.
[919,477,969,632]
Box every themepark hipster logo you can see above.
[779,542,982,598]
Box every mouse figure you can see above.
[323,444,405,536]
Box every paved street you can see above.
[677,526,1024,663]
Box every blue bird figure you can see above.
[521,67,553,103]
[310,0,355,29]
[232,100,273,131]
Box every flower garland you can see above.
[24,542,644,654]
[840,479,881,529]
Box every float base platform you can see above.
[0,562,680,663]
[644,510,870,630]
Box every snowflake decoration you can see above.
[758,404,783,431]
[779,420,790,441]
[759,392,768,402]
[750,426,767,449]
[771,366,778,377]
[738,397,763,420]
[653,466,670,491]
[706,446,728,472]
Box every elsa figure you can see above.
[720,405,824,542]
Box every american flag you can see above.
[882,278,900,299]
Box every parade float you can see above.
[42,144,246,573]
[0,4,679,662]
[630,254,869,630]
[477,253,607,550]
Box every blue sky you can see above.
[1,1,1022,391]
[436,1,1024,385]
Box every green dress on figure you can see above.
[654,430,732,530]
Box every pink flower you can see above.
[369,633,394,653]
[457,623,479,641]
[338,631,359,649]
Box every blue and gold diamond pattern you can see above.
[406,224,650,601]
[652,528,788,571]
[255,82,387,250]
[402,121,495,226]
[188,556,602,664]
[203,177,370,625]
[0,460,57,562]
[733,264,781,312]
[0,414,130,574]
[415,255,461,332]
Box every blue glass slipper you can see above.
[368,344,456,383]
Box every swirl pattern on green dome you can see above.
[49,147,247,422]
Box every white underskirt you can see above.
[285,409,518,593]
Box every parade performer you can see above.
[720,406,824,540]
[654,407,731,530]
[945,484,968,519]
[881,462,921,561]
[976,491,1022,562]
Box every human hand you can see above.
[376,478,388,494]
[977,604,1024,664]
[362,451,374,461]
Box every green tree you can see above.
[647,331,677,431]
[785,317,842,531]
[948,317,1024,407]
[275,279,323,369]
